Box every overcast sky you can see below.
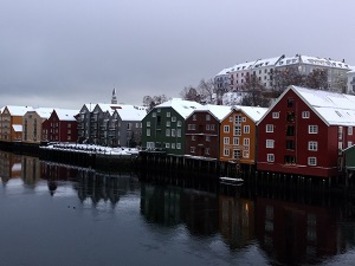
[1,0,354,109]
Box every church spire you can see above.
[111,88,117,104]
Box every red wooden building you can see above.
[185,105,231,159]
[42,109,79,143]
[257,85,355,178]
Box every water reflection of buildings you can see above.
[22,155,41,186]
[255,197,340,265]
[141,183,219,236]
[219,195,255,249]
[41,161,138,207]
[0,151,22,183]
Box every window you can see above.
[287,98,294,108]
[266,139,274,148]
[348,141,352,148]
[348,127,353,136]
[223,149,230,156]
[171,129,176,137]
[188,124,196,130]
[287,125,295,136]
[177,129,181,137]
[244,138,250,146]
[308,157,317,166]
[286,140,295,150]
[127,123,131,130]
[157,109,161,113]
[266,124,274,133]
[206,114,211,121]
[308,141,318,151]
[233,137,239,145]
[166,121,171,127]
[152,112,156,117]
[229,117,233,122]
[224,125,230,133]
[206,124,210,131]
[284,155,296,164]
[287,112,295,122]
[171,116,176,122]
[308,125,318,134]
[190,146,195,153]
[243,150,249,158]
[205,148,210,155]
[191,135,196,141]
[267,154,275,162]
[234,126,241,136]
[243,125,250,134]
[233,150,241,159]
[235,115,242,124]
[193,115,197,121]
[224,137,230,144]
[272,112,280,119]
[176,143,181,149]
[206,136,210,142]
[177,121,182,127]
[210,124,215,131]
[172,143,175,149]
[166,112,171,117]
[302,111,310,119]
[146,121,151,127]
[166,129,170,136]
[165,143,170,148]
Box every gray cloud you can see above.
[1,0,354,109]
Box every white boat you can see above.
[219,176,244,186]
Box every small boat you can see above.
[219,176,244,186]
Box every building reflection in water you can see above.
[219,193,255,250]
[0,151,22,184]
[140,183,219,236]
[2,150,355,265]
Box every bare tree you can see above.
[180,86,201,102]
[142,94,168,111]
[197,78,214,104]
[241,73,270,107]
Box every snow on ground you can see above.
[41,143,140,155]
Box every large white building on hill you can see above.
[215,54,353,95]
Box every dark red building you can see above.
[42,109,78,143]
[257,86,355,178]
[185,105,231,159]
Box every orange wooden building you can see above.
[219,106,267,165]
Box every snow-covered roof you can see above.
[54,109,79,121]
[156,98,203,119]
[276,55,351,69]
[12,124,22,132]
[4,105,33,116]
[96,103,146,115]
[115,107,147,121]
[29,108,54,119]
[233,105,268,122]
[293,86,355,126]
[193,104,232,121]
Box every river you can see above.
[0,151,355,266]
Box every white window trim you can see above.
[267,153,275,162]
[266,124,274,133]
[308,157,317,166]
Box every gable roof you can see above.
[31,108,54,119]
[233,105,268,123]
[3,105,33,116]
[258,85,355,126]
[156,98,203,119]
[115,106,147,121]
[189,104,232,122]
[53,109,79,121]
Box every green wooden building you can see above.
[344,145,355,171]
[142,98,202,155]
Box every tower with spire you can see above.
[111,88,117,104]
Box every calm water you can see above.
[1,151,355,266]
